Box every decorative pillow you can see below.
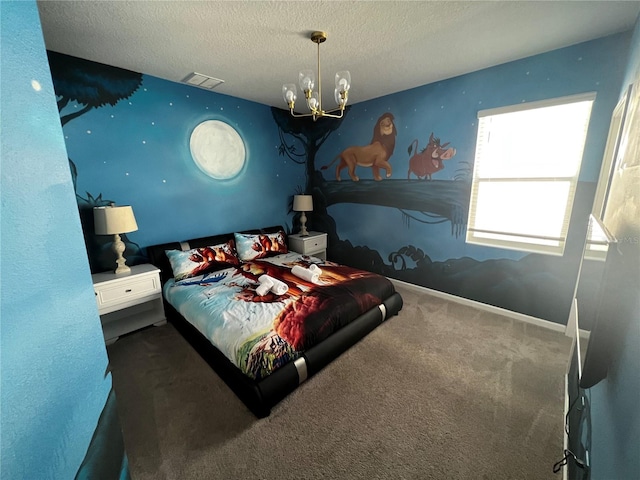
[165,239,240,282]
[234,230,288,261]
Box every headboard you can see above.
[146,225,286,285]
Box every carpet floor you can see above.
[107,284,572,480]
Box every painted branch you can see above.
[320,179,470,222]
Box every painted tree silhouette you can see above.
[48,50,143,127]
[271,107,349,238]
[48,51,143,198]
[271,107,348,189]
[47,51,145,272]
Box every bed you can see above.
[147,226,403,417]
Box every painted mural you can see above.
[407,133,458,180]
[274,32,631,324]
[273,106,573,322]
[48,32,630,326]
[48,51,146,272]
[189,119,246,180]
[48,52,302,274]
[320,112,397,181]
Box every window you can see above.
[466,93,595,255]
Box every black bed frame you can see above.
[146,226,403,418]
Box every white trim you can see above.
[565,297,592,340]
[390,277,565,332]
[565,297,579,338]
[592,84,632,218]
[390,278,592,338]
[477,91,597,118]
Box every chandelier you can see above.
[282,31,351,121]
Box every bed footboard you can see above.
[303,292,403,376]
[164,292,402,418]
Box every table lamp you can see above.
[94,205,138,274]
[293,195,313,236]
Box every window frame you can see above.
[592,84,631,219]
[466,92,596,256]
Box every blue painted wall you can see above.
[0,2,128,479]
[588,14,640,480]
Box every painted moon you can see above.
[189,120,246,180]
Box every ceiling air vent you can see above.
[181,72,225,90]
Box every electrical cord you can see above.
[556,388,590,476]
[553,449,587,473]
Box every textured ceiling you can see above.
[37,1,640,108]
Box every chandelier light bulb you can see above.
[308,95,319,111]
[335,71,351,92]
[282,84,297,105]
[299,70,315,93]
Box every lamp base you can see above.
[112,233,131,275]
[115,264,131,275]
[299,211,309,236]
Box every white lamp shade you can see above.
[94,206,138,235]
[293,195,313,212]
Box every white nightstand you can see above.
[92,264,166,345]
[288,231,328,260]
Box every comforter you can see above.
[163,252,394,380]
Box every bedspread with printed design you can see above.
[163,252,395,380]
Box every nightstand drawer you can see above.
[95,274,160,311]
[289,231,328,257]
[303,235,327,251]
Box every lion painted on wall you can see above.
[321,113,397,181]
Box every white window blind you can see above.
[466,93,595,255]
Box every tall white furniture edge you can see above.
[92,264,166,345]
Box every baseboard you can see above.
[389,278,566,333]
